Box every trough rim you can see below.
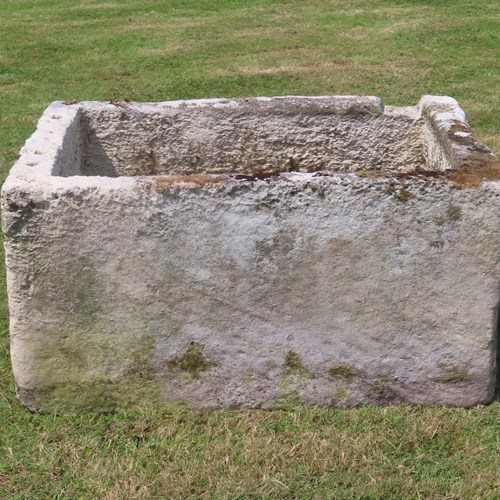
[2,94,499,196]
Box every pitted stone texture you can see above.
[2,95,499,412]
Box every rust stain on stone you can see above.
[365,159,500,187]
[447,158,500,186]
[149,169,286,193]
[233,169,284,181]
[151,174,227,193]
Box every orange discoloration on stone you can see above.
[151,174,228,193]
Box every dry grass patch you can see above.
[212,58,355,79]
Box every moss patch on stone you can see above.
[432,365,470,384]
[30,327,156,387]
[446,205,462,221]
[371,376,393,391]
[328,364,359,380]
[282,350,313,378]
[395,187,414,202]
[429,240,444,248]
[25,374,164,414]
[387,183,414,202]
[241,374,254,388]
[167,342,217,379]
[334,388,350,402]
[278,351,314,401]
[433,205,462,226]
[24,328,163,413]
[283,350,304,371]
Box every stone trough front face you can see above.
[2,95,499,412]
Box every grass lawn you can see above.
[0,0,499,497]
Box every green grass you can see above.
[0,0,499,497]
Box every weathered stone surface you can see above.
[2,95,499,412]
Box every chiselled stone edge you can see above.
[419,95,498,172]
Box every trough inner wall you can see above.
[65,107,431,177]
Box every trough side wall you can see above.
[2,175,498,412]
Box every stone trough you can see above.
[2,95,499,412]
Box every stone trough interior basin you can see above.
[2,95,499,412]
[67,96,426,177]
